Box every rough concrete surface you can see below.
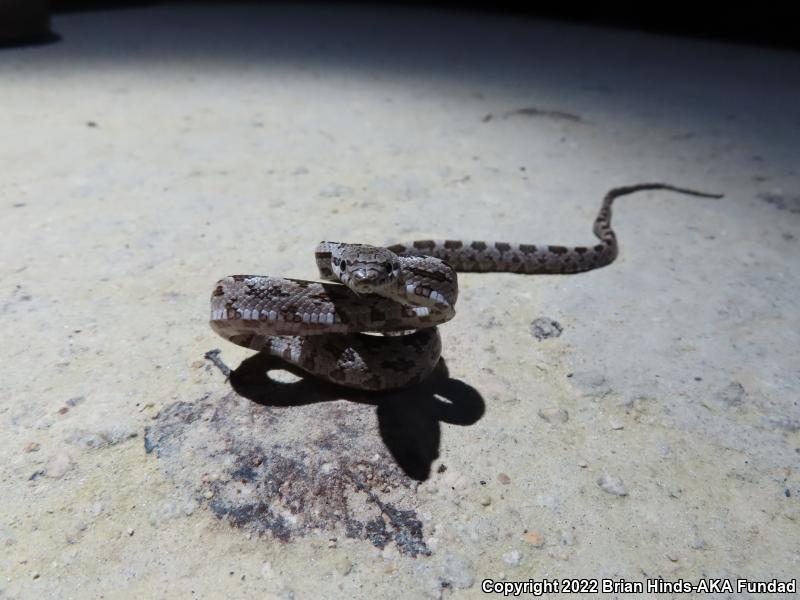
[1,4,799,599]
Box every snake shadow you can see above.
[228,353,485,481]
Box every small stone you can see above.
[203,490,214,499]
[126,528,134,537]
[666,553,678,562]
[558,530,575,546]
[523,531,545,547]
[45,453,73,478]
[577,461,588,468]
[610,420,624,430]
[479,496,492,507]
[191,360,204,369]
[538,408,569,424]
[530,318,563,340]
[24,442,41,453]
[327,538,337,548]
[497,473,511,485]
[32,572,40,580]
[502,550,521,565]
[597,475,628,496]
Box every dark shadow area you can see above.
[48,1,800,51]
[53,0,159,12]
[0,31,61,49]
[229,352,485,480]
[0,0,56,49]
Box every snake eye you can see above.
[383,261,392,271]
[340,259,347,270]
[393,262,400,271]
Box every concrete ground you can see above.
[1,4,798,599]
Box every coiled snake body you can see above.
[210,183,721,390]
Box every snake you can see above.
[210,183,722,390]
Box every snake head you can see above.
[333,244,401,295]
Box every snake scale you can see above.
[210,183,722,390]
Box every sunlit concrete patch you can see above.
[144,391,430,557]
